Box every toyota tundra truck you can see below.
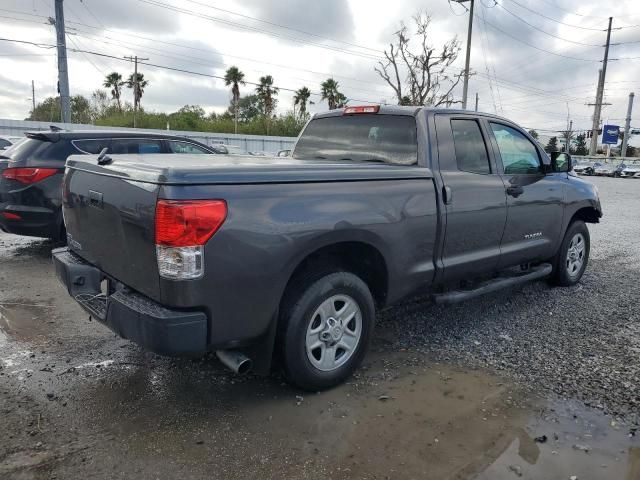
[52,106,602,390]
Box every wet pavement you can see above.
[1,176,639,479]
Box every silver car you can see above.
[620,165,640,178]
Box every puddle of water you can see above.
[475,399,640,480]
[0,302,54,342]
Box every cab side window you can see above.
[451,119,491,174]
[167,141,211,154]
[490,123,541,175]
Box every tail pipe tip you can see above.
[216,350,253,375]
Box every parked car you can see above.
[0,129,217,240]
[53,106,601,390]
[0,135,23,150]
[594,163,626,177]
[210,144,245,155]
[620,164,640,178]
[573,161,602,175]
[277,149,292,157]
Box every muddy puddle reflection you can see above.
[35,351,634,479]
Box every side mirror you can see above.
[551,152,571,172]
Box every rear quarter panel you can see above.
[159,178,439,347]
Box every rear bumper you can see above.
[52,247,208,355]
[0,204,60,238]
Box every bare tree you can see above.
[375,12,464,107]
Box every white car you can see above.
[0,135,23,150]
[620,165,640,178]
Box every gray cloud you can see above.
[242,0,356,43]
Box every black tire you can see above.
[279,271,375,391]
[550,220,590,286]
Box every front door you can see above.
[485,121,565,268]
[435,114,508,282]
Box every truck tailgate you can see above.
[63,162,160,299]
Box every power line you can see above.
[476,11,602,61]
[494,2,604,46]
[181,0,382,55]
[0,37,391,105]
[534,0,640,26]
[502,0,606,31]
[134,0,384,61]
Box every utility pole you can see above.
[31,80,36,113]
[475,92,479,112]
[453,0,474,109]
[589,17,613,155]
[565,120,573,152]
[124,55,149,128]
[54,0,70,123]
[622,92,634,158]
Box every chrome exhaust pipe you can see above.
[216,350,253,375]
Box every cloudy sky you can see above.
[1,0,639,142]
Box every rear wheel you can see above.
[279,271,375,390]
[550,220,590,286]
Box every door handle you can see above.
[506,185,524,197]
[443,185,452,205]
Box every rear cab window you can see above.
[293,114,417,165]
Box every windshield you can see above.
[293,114,418,165]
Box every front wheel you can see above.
[550,220,590,286]
[279,271,375,390]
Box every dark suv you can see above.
[0,129,216,240]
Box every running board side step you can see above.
[432,263,553,305]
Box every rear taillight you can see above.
[1,167,58,185]
[155,200,227,280]
[343,105,380,115]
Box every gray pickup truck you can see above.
[53,106,602,390]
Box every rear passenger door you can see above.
[485,122,564,268]
[435,114,507,282]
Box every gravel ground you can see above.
[377,175,640,425]
[1,174,639,479]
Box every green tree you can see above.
[528,129,539,140]
[574,134,588,155]
[293,86,312,121]
[320,78,345,110]
[169,105,206,130]
[103,72,124,112]
[126,72,148,110]
[224,66,245,134]
[545,136,559,153]
[255,75,279,134]
[27,95,93,123]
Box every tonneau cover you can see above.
[65,154,432,185]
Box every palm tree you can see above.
[320,78,344,110]
[293,86,312,121]
[224,66,245,134]
[126,73,148,110]
[103,72,124,112]
[255,75,278,134]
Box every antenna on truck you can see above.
[97,147,112,166]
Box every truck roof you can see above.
[312,105,518,125]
